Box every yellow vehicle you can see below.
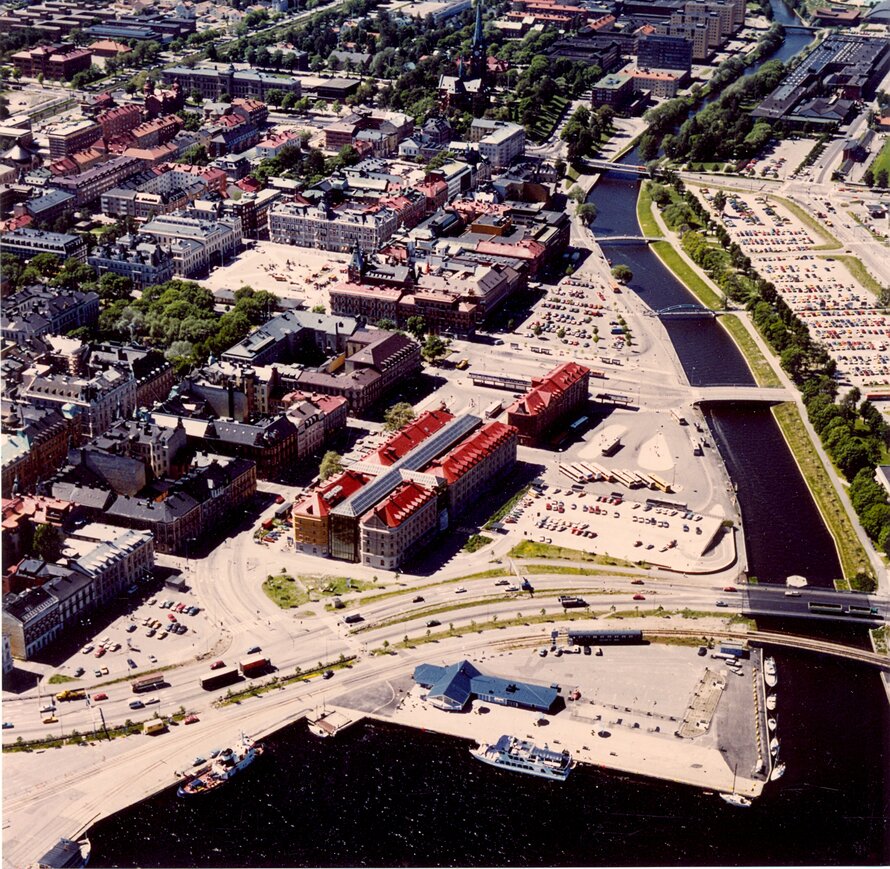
[42,715,58,724]
[55,689,86,702]
[456,359,469,370]
[144,720,167,735]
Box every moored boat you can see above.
[764,657,777,688]
[177,733,264,797]
[719,792,752,808]
[768,717,777,731]
[770,762,786,781]
[766,694,777,711]
[471,735,573,781]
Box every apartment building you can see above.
[49,155,144,207]
[11,43,91,80]
[140,214,241,277]
[88,235,175,289]
[269,199,399,253]
[1,285,99,343]
[0,227,87,262]
[162,63,301,101]
[48,120,102,159]
[469,119,526,168]
[505,362,591,446]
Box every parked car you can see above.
[126,624,137,633]
[81,645,94,654]
[74,667,85,677]
[94,647,106,658]
[127,658,137,669]
[247,645,261,654]
[2,722,13,729]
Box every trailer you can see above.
[131,673,165,694]
[199,667,241,691]
[239,656,270,676]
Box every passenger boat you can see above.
[763,657,777,688]
[470,735,573,781]
[177,733,264,797]
[770,762,786,781]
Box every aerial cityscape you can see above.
[0,0,888,863]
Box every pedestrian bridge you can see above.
[692,385,791,404]
[587,160,650,176]
[658,304,717,320]
[597,235,661,244]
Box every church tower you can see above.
[469,0,487,82]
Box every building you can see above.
[140,214,241,277]
[13,188,77,227]
[269,198,399,253]
[161,63,302,102]
[1,285,99,343]
[469,119,525,168]
[11,43,92,80]
[636,34,693,72]
[88,235,175,290]
[413,660,558,712]
[0,227,87,262]
[505,362,590,446]
[49,155,144,207]
[48,120,102,159]
[592,73,634,108]
[629,68,682,98]
[754,34,890,126]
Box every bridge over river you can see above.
[742,585,887,628]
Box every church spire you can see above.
[472,0,484,49]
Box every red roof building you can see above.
[360,409,454,467]
[359,480,438,570]
[292,469,372,556]
[506,362,591,446]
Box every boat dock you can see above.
[306,708,359,738]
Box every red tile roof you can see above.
[369,480,435,528]
[293,469,371,519]
[361,408,454,467]
[424,421,516,484]
[509,362,590,417]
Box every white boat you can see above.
[719,792,752,808]
[471,735,573,781]
[768,717,777,731]
[766,694,777,711]
[764,657,777,688]
[770,762,786,781]
[770,737,780,754]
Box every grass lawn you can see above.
[768,195,841,249]
[464,534,492,553]
[771,403,873,588]
[650,241,723,309]
[528,95,569,143]
[262,574,312,608]
[818,254,885,297]
[718,314,782,387]
[636,182,664,238]
[867,139,890,180]
[47,674,78,684]
[508,540,642,569]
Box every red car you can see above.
[92,692,108,701]
[723,586,737,593]
[210,660,225,670]
[94,647,106,658]
[184,715,199,725]
[274,494,285,504]
[633,594,646,601]
[167,613,177,621]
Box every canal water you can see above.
[89,646,889,867]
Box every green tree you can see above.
[384,402,416,431]
[611,264,633,284]
[577,202,597,225]
[97,273,133,304]
[33,523,62,562]
[878,169,889,189]
[376,318,397,330]
[405,316,426,340]
[863,167,875,187]
[311,304,326,313]
[319,450,344,481]
[181,144,209,166]
[421,334,448,364]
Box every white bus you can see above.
[484,400,503,419]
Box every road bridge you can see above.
[692,386,792,404]
[742,586,887,627]
[657,304,717,320]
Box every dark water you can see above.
[89,648,889,867]
[704,404,841,584]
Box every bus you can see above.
[671,410,688,426]
[560,465,584,484]
[808,601,843,614]
[131,673,166,694]
[144,720,167,735]
[590,463,614,482]
[649,474,672,494]
[576,462,599,481]
[569,416,589,434]
[199,667,241,691]
[484,400,503,419]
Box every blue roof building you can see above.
[413,660,558,713]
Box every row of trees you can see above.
[861,166,889,189]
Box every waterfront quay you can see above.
[3,623,769,866]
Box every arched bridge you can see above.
[596,235,661,244]
[658,304,717,320]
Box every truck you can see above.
[55,689,86,702]
[199,667,241,691]
[143,720,167,735]
[559,596,588,608]
[131,672,165,694]
[239,656,270,677]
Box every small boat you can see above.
[768,718,777,731]
[770,762,786,781]
[471,735,573,781]
[764,657,777,688]
[177,733,264,797]
[719,792,753,808]
[770,737,780,754]
[766,694,777,711]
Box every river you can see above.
[86,7,889,865]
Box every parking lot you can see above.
[703,190,889,389]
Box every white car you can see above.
[454,587,467,594]
[81,645,93,654]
